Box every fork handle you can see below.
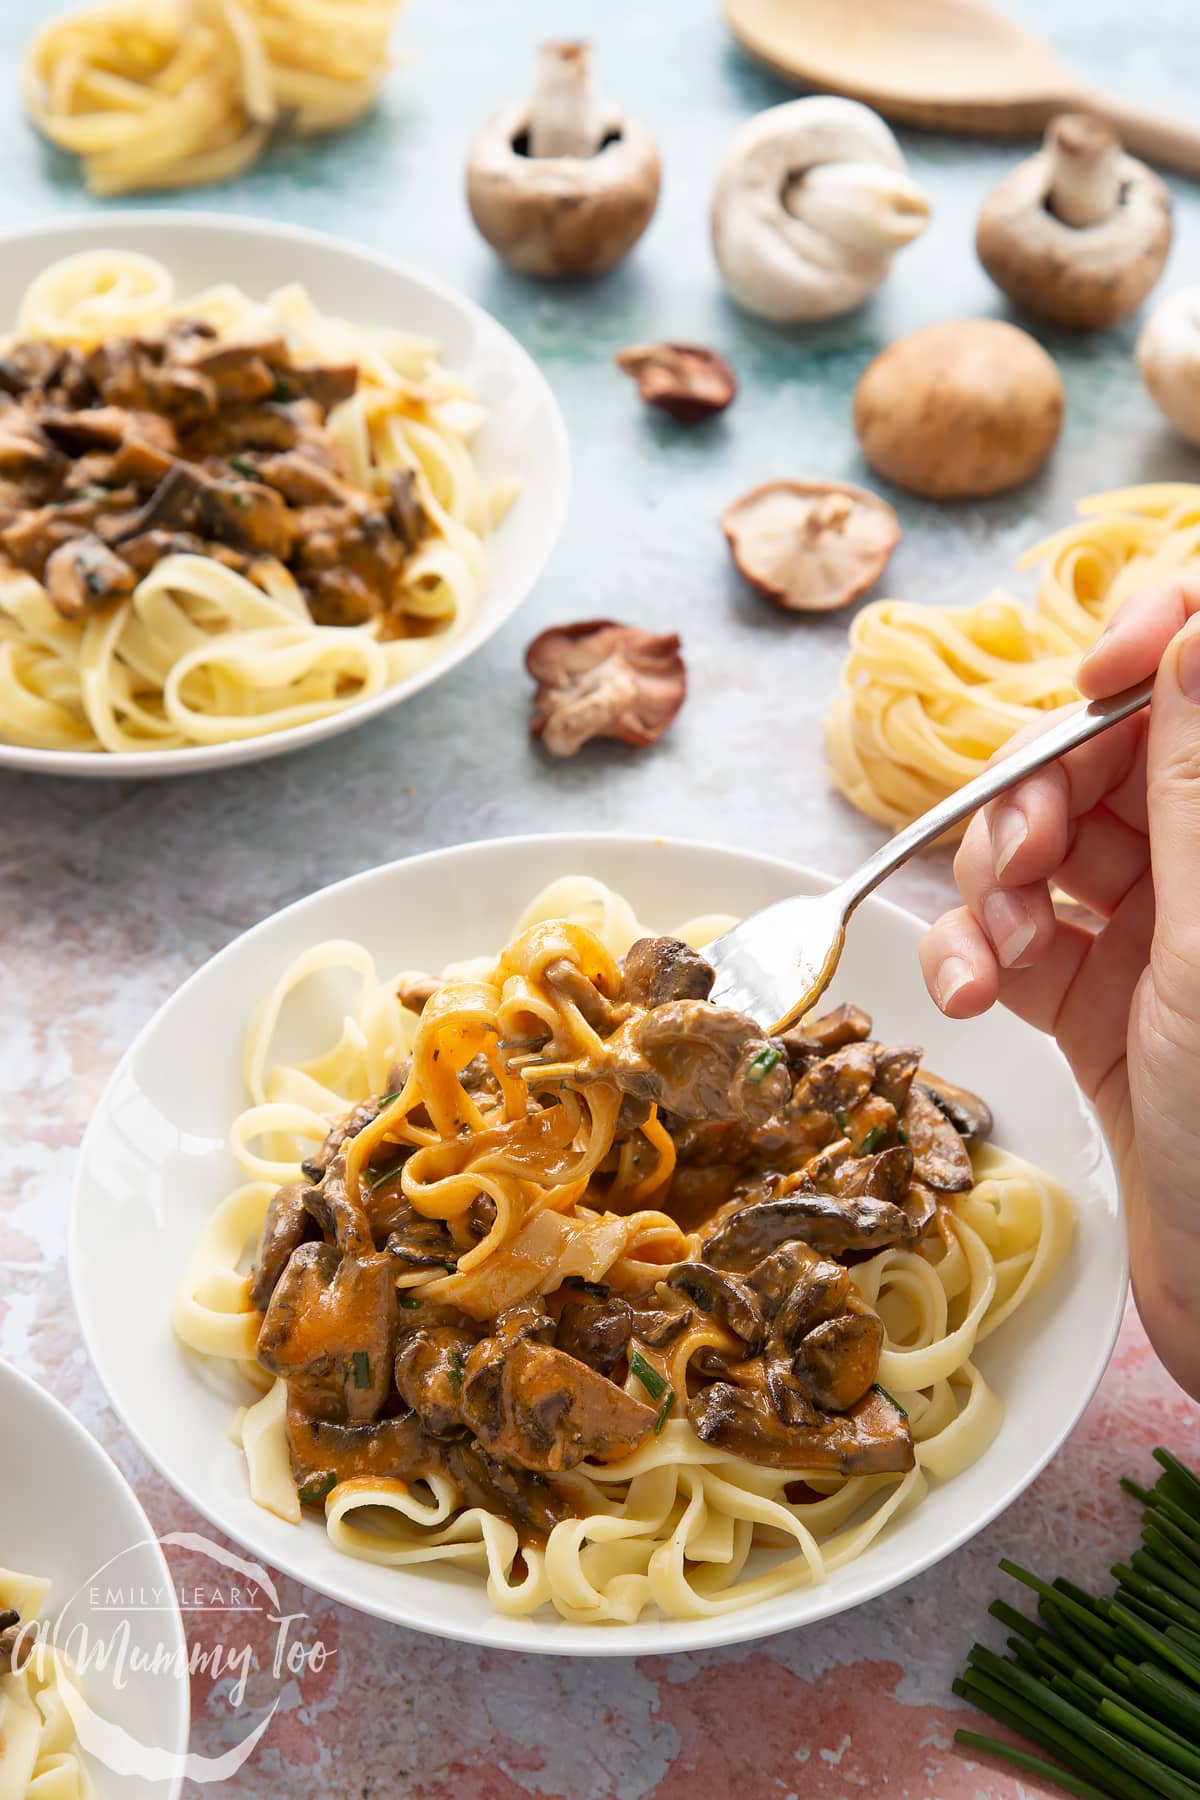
[838,675,1155,915]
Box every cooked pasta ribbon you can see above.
[173,876,1073,1623]
[827,484,1200,831]
[0,1569,95,1799]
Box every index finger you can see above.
[1078,579,1200,699]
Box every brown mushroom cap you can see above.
[853,320,1064,500]
[525,619,686,757]
[977,114,1172,332]
[465,43,660,280]
[720,479,900,612]
[616,343,736,423]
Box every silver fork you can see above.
[705,675,1155,1034]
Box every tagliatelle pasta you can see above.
[826,484,1200,831]
[172,876,1074,1624]
[0,250,513,755]
[24,0,405,197]
[0,1569,95,1799]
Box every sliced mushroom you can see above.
[701,1177,909,1268]
[721,480,900,613]
[620,936,715,1009]
[250,1181,314,1311]
[555,1296,632,1377]
[689,1381,914,1474]
[466,41,660,278]
[525,619,686,758]
[257,1241,397,1424]
[394,1324,478,1436]
[977,114,1171,331]
[779,1002,872,1062]
[601,999,792,1125]
[544,955,621,1034]
[900,1085,975,1192]
[791,1309,883,1412]
[43,534,138,619]
[615,343,736,423]
[666,1262,764,1348]
[710,96,930,322]
[396,975,445,1016]
[917,1071,993,1143]
[459,1336,655,1472]
[300,1097,384,1183]
[443,1440,574,1540]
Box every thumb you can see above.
[1147,612,1200,975]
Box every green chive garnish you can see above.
[349,1350,371,1389]
[298,1470,336,1506]
[835,1107,849,1130]
[447,1350,466,1391]
[746,1046,782,1084]
[398,1295,420,1309]
[654,1390,674,1433]
[564,1276,610,1299]
[872,1382,908,1419]
[630,1348,668,1403]
[861,1124,886,1153]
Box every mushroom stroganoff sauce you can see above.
[172,877,1074,1624]
[0,250,515,753]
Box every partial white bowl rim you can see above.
[0,210,570,779]
[0,1355,190,1793]
[69,831,1128,1655]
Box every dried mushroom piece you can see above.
[615,343,736,422]
[721,479,900,612]
[525,619,686,757]
[466,42,660,278]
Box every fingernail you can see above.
[991,805,1028,879]
[984,890,1036,968]
[1177,632,1200,704]
[935,955,973,1010]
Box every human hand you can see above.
[919,581,1200,1399]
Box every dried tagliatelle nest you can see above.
[24,0,406,196]
[826,483,1200,832]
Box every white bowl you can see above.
[70,833,1126,1655]
[0,1358,189,1795]
[0,212,568,779]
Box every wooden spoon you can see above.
[725,0,1200,176]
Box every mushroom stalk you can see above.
[784,162,930,255]
[1045,113,1122,229]
[527,41,604,158]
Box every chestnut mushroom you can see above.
[616,344,736,423]
[853,320,1064,500]
[721,479,900,613]
[465,42,660,278]
[525,619,686,758]
[977,114,1172,332]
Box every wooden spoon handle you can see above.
[1077,90,1200,177]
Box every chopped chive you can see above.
[746,1046,781,1084]
[871,1382,908,1420]
[447,1350,465,1391]
[654,1389,674,1433]
[834,1107,848,1130]
[398,1295,420,1309]
[376,1090,401,1107]
[860,1124,886,1154]
[369,1164,401,1189]
[229,456,257,479]
[896,1124,909,1144]
[271,376,296,402]
[563,1276,610,1299]
[298,1470,336,1506]
[349,1350,371,1389]
[630,1348,668,1403]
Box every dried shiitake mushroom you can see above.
[466,42,660,278]
[525,620,686,757]
[721,479,900,612]
[616,343,736,422]
[853,319,1064,499]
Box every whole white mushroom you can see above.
[710,96,930,323]
[1137,289,1200,448]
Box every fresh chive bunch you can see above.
[955,1448,1200,1799]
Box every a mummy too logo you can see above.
[29,1531,334,1783]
